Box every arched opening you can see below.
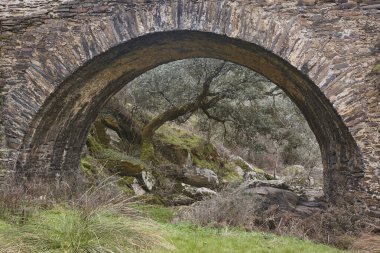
[16,31,364,205]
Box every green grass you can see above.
[0,203,172,253]
[134,204,175,223]
[141,205,352,253]
[0,202,352,253]
[147,223,351,253]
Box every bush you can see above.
[177,187,378,250]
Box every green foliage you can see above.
[103,58,322,178]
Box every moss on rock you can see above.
[117,176,136,195]
[98,149,147,176]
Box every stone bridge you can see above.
[0,0,379,213]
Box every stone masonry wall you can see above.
[0,0,379,213]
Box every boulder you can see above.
[105,128,121,148]
[242,186,300,210]
[183,166,219,188]
[131,179,146,196]
[235,166,245,177]
[180,183,217,200]
[242,179,290,190]
[243,170,267,181]
[167,194,196,206]
[102,152,146,176]
[141,170,156,191]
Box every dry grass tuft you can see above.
[0,175,174,253]
[351,233,380,253]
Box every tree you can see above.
[112,58,321,172]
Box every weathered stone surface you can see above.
[242,179,291,190]
[141,170,156,191]
[243,171,269,181]
[0,0,378,212]
[102,155,146,176]
[105,128,121,148]
[242,186,300,211]
[131,178,146,196]
[183,166,219,189]
[180,183,217,200]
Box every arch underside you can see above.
[17,31,364,205]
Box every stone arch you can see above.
[0,1,378,209]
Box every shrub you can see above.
[177,187,378,250]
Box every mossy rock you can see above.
[155,125,223,174]
[192,157,220,173]
[233,158,250,172]
[101,157,146,176]
[255,168,275,180]
[157,143,189,165]
[95,149,146,176]
[155,125,204,152]
[117,176,136,195]
[102,114,120,130]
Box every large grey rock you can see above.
[243,170,267,181]
[168,194,196,206]
[131,179,146,196]
[242,179,290,190]
[105,128,121,148]
[242,186,300,210]
[183,167,219,188]
[180,183,217,200]
[141,170,156,191]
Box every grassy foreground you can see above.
[148,223,349,253]
[0,204,352,253]
[141,205,351,253]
